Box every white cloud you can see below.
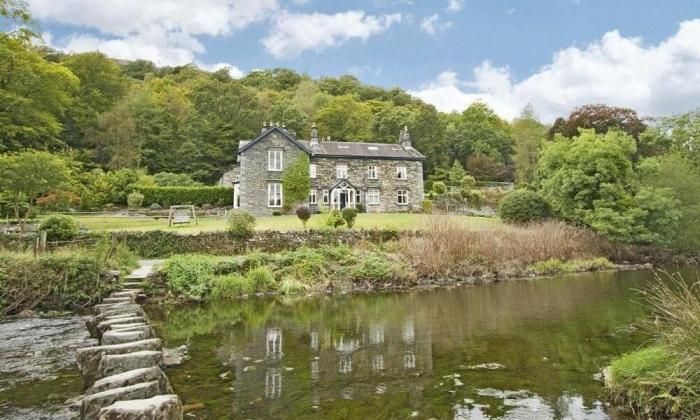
[411,19,700,121]
[196,62,245,78]
[28,0,278,66]
[420,13,452,35]
[262,11,401,59]
[446,0,463,13]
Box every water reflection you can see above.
[155,267,700,419]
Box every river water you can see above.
[0,267,696,419]
[148,267,698,419]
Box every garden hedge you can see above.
[135,186,233,207]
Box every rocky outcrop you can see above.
[71,261,182,419]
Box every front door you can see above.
[339,191,347,209]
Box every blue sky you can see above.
[28,0,700,121]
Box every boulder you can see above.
[77,339,162,386]
[97,350,163,379]
[81,381,161,419]
[87,367,173,395]
[102,328,155,346]
[99,395,182,420]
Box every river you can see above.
[0,267,696,419]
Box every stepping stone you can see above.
[102,329,155,346]
[97,350,163,379]
[109,324,150,334]
[122,282,145,288]
[110,291,139,299]
[94,301,138,315]
[96,317,148,337]
[77,339,162,386]
[102,297,134,304]
[99,394,182,420]
[87,367,173,395]
[81,381,161,419]
[87,312,146,337]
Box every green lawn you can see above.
[57,213,499,233]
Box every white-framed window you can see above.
[322,190,329,204]
[367,189,380,205]
[268,150,283,171]
[397,190,408,205]
[396,166,407,180]
[268,183,283,207]
[309,189,317,204]
[309,164,317,178]
[336,164,348,179]
[367,165,377,179]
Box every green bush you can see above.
[39,215,79,241]
[127,191,144,211]
[163,255,216,300]
[211,274,253,299]
[326,209,345,228]
[341,208,358,228]
[295,205,311,229]
[421,199,433,214]
[356,203,366,213]
[432,181,446,195]
[246,266,276,292]
[153,172,202,187]
[135,186,233,207]
[149,202,162,210]
[499,190,550,223]
[228,211,255,239]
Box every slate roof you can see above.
[237,126,425,161]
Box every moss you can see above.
[529,257,614,276]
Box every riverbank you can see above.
[605,272,700,419]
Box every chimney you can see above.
[261,121,268,133]
[399,125,411,148]
[310,123,319,146]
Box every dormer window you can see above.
[396,166,407,180]
[268,149,283,171]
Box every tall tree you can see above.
[316,94,372,141]
[549,104,647,141]
[511,105,547,185]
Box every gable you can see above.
[238,127,310,155]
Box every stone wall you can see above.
[309,157,424,212]
[238,130,307,216]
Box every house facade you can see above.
[228,122,425,216]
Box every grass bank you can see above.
[401,217,610,279]
[606,272,700,418]
[156,244,415,301]
[0,238,138,315]
[42,213,498,233]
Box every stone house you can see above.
[225,122,425,216]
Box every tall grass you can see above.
[608,272,700,418]
[402,217,606,278]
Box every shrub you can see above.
[246,266,276,292]
[241,250,269,270]
[127,191,144,211]
[228,211,255,239]
[272,211,282,216]
[135,186,233,207]
[163,255,216,300]
[211,274,253,299]
[36,190,81,212]
[326,209,345,228]
[149,203,162,210]
[432,181,446,195]
[421,199,433,214]
[39,215,79,241]
[153,172,202,187]
[341,208,358,228]
[295,206,311,229]
[499,190,550,223]
[356,203,366,213]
